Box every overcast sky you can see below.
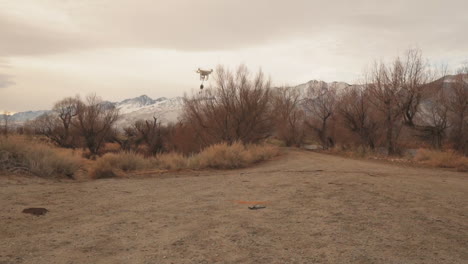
[1,0,467,112]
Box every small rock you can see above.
[248,205,266,210]
[22,208,48,216]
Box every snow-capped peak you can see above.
[118,95,155,107]
[293,80,354,96]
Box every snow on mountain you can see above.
[295,80,353,92]
[116,95,157,114]
[4,82,354,127]
[1,110,50,124]
[3,95,183,127]
[5,75,464,128]
[115,96,183,127]
[292,80,356,98]
[294,80,352,92]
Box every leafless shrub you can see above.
[414,89,450,149]
[74,94,120,157]
[447,66,468,155]
[120,117,166,155]
[164,122,203,155]
[303,81,337,149]
[52,96,81,148]
[338,87,379,149]
[29,97,82,148]
[29,113,64,145]
[2,111,11,138]
[182,65,273,147]
[397,49,431,127]
[367,49,431,155]
[271,87,305,146]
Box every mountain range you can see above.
[2,76,466,127]
[2,95,184,127]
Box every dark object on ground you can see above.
[248,205,266,210]
[22,208,48,216]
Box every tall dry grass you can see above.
[0,136,82,178]
[90,142,280,178]
[89,151,152,178]
[414,149,468,172]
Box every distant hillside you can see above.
[5,75,465,127]
[1,95,183,127]
[114,95,183,127]
[0,110,50,124]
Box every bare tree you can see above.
[367,60,405,155]
[183,65,273,146]
[448,66,468,155]
[415,89,450,150]
[122,117,165,155]
[303,82,337,149]
[338,87,379,149]
[2,111,10,138]
[30,113,63,145]
[52,97,80,147]
[272,87,305,146]
[367,49,432,155]
[29,97,81,147]
[74,94,119,157]
[398,49,431,126]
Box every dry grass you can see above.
[0,136,82,178]
[414,149,468,172]
[189,142,248,169]
[90,142,280,178]
[155,152,187,170]
[89,151,152,179]
[188,142,280,169]
[325,145,376,159]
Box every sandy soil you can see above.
[0,149,467,264]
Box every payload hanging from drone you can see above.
[196,68,213,89]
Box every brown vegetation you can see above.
[272,87,305,146]
[447,67,468,155]
[367,49,431,155]
[90,142,279,178]
[2,149,467,264]
[182,65,273,146]
[2,111,11,137]
[304,82,337,149]
[75,94,120,156]
[8,54,467,179]
[337,86,378,150]
[0,136,81,178]
[414,148,468,171]
[119,117,166,155]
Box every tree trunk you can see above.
[386,108,395,155]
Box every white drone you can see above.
[196,68,213,89]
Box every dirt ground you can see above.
[0,149,467,264]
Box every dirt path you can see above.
[1,150,467,264]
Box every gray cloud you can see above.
[1,0,467,56]
[0,0,467,112]
[0,15,99,56]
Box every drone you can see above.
[196,68,213,89]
